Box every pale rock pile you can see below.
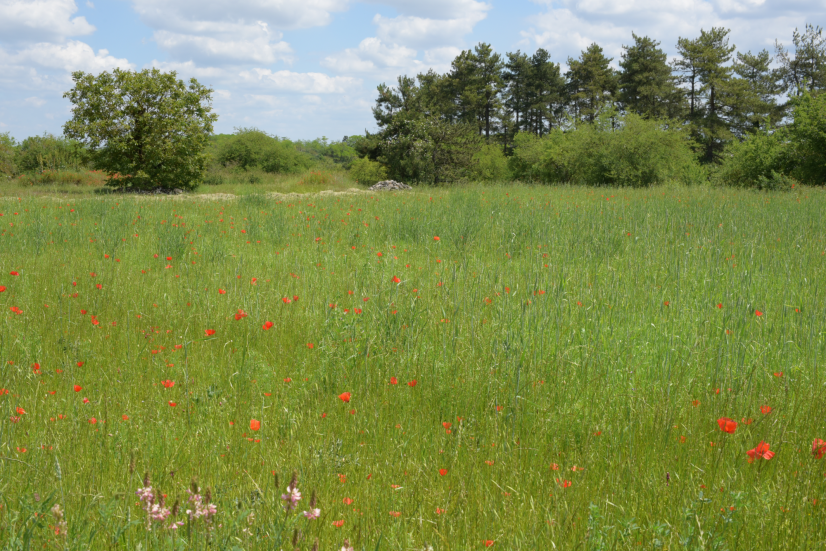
[368,180,412,191]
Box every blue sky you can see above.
[0,0,823,142]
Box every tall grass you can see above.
[0,184,825,549]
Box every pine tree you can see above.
[449,43,505,140]
[726,50,782,136]
[775,25,826,96]
[566,43,618,124]
[503,51,531,134]
[618,33,683,119]
[527,49,565,135]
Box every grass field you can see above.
[1,184,825,550]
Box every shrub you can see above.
[510,112,699,186]
[713,130,790,188]
[0,132,16,177]
[471,144,509,182]
[215,129,313,175]
[17,134,88,173]
[787,92,826,185]
[349,157,388,186]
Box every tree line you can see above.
[358,24,826,186]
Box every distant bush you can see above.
[510,112,699,186]
[715,92,825,188]
[14,169,107,186]
[213,129,313,175]
[17,134,88,173]
[713,130,790,188]
[786,91,826,185]
[0,132,16,177]
[349,157,388,186]
[295,137,359,169]
[471,144,509,182]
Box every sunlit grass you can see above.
[0,184,825,550]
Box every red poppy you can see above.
[250,419,260,431]
[773,372,783,377]
[442,421,452,429]
[343,497,353,505]
[332,520,344,527]
[10,271,18,276]
[338,392,351,402]
[433,236,440,241]
[234,309,248,320]
[761,405,772,414]
[407,380,417,387]
[550,463,559,470]
[389,511,401,517]
[161,380,174,388]
[218,289,226,294]
[747,441,775,462]
[73,385,82,392]
[307,343,314,349]
[88,418,97,424]
[205,329,215,336]
[349,409,356,415]
[392,276,401,283]
[812,439,826,459]
[262,321,274,330]
[122,414,129,420]
[95,284,102,290]
[556,479,572,488]
[755,310,763,316]
[282,297,291,304]
[439,469,448,476]
[717,417,737,434]
[484,541,494,547]
[168,401,177,407]
[0,286,5,293]
[390,377,398,385]
[717,303,723,308]
[82,397,90,404]
[692,400,700,407]
[15,406,26,415]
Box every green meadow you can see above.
[1,184,825,550]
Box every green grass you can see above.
[0,168,359,198]
[1,184,825,550]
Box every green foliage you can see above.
[348,156,388,186]
[714,130,790,187]
[787,91,826,184]
[0,132,16,177]
[213,128,313,174]
[16,133,88,173]
[510,112,699,186]
[470,144,509,181]
[716,91,826,187]
[63,68,217,191]
[296,137,359,169]
[567,43,619,125]
[619,34,684,119]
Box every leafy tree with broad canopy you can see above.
[63,68,217,191]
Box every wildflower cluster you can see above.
[135,473,184,531]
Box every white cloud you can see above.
[322,37,419,74]
[13,41,133,73]
[153,30,293,65]
[147,60,229,80]
[85,0,93,7]
[521,0,815,67]
[238,69,362,94]
[24,97,47,107]
[323,0,488,79]
[363,0,490,20]
[374,11,487,49]
[0,0,95,43]
[129,0,347,65]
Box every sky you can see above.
[0,0,823,142]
